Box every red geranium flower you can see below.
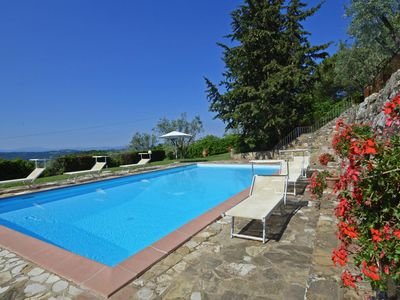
[370,228,382,242]
[342,270,357,288]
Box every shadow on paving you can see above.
[238,199,308,242]
[287,179,308,195]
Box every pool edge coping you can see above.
[0,188,250,298]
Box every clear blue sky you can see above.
[0,0,348,151]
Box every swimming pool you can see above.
[0,163,278,266]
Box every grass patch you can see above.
[0,152,232,191]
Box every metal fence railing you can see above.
[272,101,352,154]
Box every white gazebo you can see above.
[160,131,192,159]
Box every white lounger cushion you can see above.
[120,158,150,168]
[225,176,286,220]
[225,192,283,220]
[0,168,46,185]
[288,157,303,182]
[64,162,106,175]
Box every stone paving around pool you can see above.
[0,189,367,300]
[0,248,88,299]
[109,194,320,300]
[0,192,326,300]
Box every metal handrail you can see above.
[272,101,352,153]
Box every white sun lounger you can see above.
[0,167,46,185]
[286,156,304,195]
[224,175,288,243]
[64,162,106,176]
[302,155,310,176]
[249,159,287,175]
[120,151,152,169]
[120,158,151,168]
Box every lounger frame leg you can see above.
[230,217,235,239]
[262,218,266,243]
[230,217,268,243]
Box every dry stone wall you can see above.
[355,68,400,130]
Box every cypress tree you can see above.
[205,0,329,150]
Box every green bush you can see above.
[44,149,166,176]
[187,134,240,158]
[0,158,35,180]
[149,150,166,162]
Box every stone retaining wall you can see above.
[231,150,274,160]
[355,68,400,130]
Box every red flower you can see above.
[371,228,382,242]
[319,153,334,166]
[335,198,349,218]
[361,261,380,281]
[383,225,391,240]
[394,230,400,239]
[332,245,348,267]
[339,222,358,239]
[342,270,356,288]
[384,265,390,275]
[383,94,400,126]
[335,119,344,131]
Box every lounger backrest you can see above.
[293,155,304,167]
[303,156,310,169]
[91,162,106,171]
[288,159,302,181]
[26,168,45,180]
[251,175,286,196]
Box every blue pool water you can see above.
[0,164,278,266]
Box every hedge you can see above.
[0,150,166,179]
[187,134,240,158]
[44,150,166,176]
[0,158,35,181]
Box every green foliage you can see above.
[310,54,358,117]
[0,158,35,181]
[308,170,329,199]
[334,43,383,94]
[43,150,166,176]
[154,113,204,158]
[187,134,240,158]
[205,0,328,150]
[332,114,400,290]
[312,55,343,102]
[335,0,400,92]
[153,113,203,140]
[346,0,400,56]
[129,132,157,151]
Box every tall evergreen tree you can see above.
[205,0,328,150]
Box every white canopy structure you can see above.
[160,131,192,159]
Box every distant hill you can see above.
[0,146,128,160]
[0,150,80,160]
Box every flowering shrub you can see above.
[331,93,400,292]
[318,153,335,165]
[384,93,400,127]
[308,170,329,199]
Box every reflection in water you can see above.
[33,203,44,209]
[95,188,108,202]
[26,215,41,222]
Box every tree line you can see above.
[131,0,399,155]
[206,0,400,151]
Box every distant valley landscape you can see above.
[0,146,127,160]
